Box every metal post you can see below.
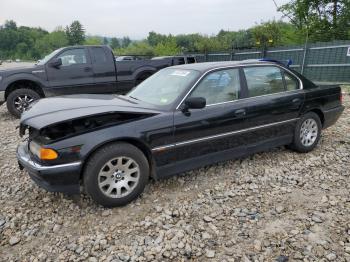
[301,29,309,74]
[230,45,235,61]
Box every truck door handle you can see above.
[84,67,92,72]
[234,109,246,117]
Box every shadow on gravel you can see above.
[0,107,17,121]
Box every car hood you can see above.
[0,64,41,75]
[21,94,161,130]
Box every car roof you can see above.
[170,60,283,73]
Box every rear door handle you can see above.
[292,98,302,104]
[84,67,92,72]
[234,109,246,117]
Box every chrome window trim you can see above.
[175,63,304,110]
[152,118,299,152]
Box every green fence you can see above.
[189,40,350,84]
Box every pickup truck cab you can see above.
[0,45,185,117]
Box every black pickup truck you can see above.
[0,45,195,117]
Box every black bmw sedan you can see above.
[17,61,344,207]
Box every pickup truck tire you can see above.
[135,72,153,86]
[7,88,41,118]
[290,112,322,153]
[83,142,149,207]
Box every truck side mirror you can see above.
[49,58,62,68]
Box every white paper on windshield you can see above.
[171,70,191,77]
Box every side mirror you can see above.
[183,97,206,111]
[49,58,62,68]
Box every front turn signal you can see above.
[40,148,58,160]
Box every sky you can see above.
[0,0,290,39]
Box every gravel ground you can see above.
[0,93,349,262]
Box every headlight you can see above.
[29,141,58,160]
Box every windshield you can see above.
[37,48,63,65]
[127,68,200,108]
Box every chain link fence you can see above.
[188,40,350,84]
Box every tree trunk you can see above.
[333,0,338,28]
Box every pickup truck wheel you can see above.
[290,112,322,153]
[83,142,149,207]
[135,72,152,86]
[7,88,40,118]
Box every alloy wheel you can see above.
[14,95,34,113]
[98,156,140,198]
[300,118,318,147]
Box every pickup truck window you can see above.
[190,69,240,105]
[128,68,200,107]
[244,66,285,97]
[91,47,107,64]
[186,57,196,64]
[37,49,62,65]
[57,48,87,66]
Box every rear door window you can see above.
[91,47,107,64]
[243,66,285,97]
[283,71,299,91]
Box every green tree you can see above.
[147,31,168,46]
[115,41,154,56]
[66,21,85,45]
[279,0,350,41]
[194,36,222,53]
[103,37,109,45]
[110,37,120,49]
[85,36,103,45]
[251,21,282,47]
[121,36,131,48]
[4,20,17,30]
[154,38,180,56]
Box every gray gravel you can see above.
[0,93,349,261]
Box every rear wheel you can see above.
[83,142,149,207]
[290,112,322,153]
[6,88,40,118]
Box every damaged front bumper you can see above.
[16,142,82,194]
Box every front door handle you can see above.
[84,67,92,72]
[234,109,246,117]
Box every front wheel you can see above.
[290,112,322,153]
[83,142,149,207]
[6,88,40,118]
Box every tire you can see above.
[6,88,41,118]
[135,72,152,86]
[290,112,322,153]
[83,142,149,207]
